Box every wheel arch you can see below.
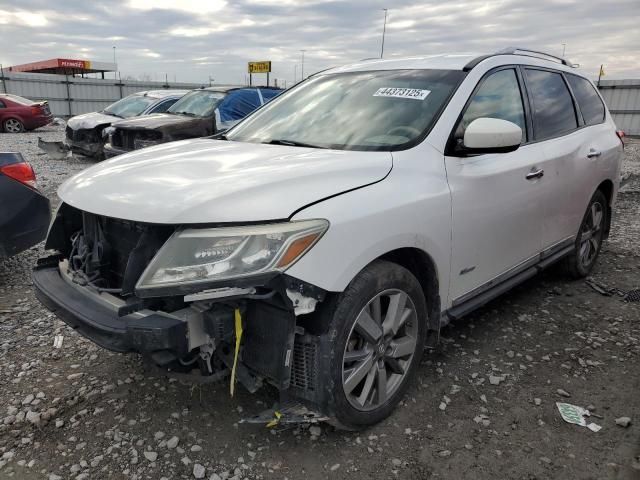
[378,247,442,347]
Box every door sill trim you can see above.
[442,237,575,325]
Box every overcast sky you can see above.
[1,0,638,86]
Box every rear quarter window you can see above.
[566,74,606,126]
[525,69,578,141]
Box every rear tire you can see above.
[3,118,24,133]
[320,260,427,430]
[562,190,608,278]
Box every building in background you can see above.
[7,58,117,79]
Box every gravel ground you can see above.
[0,126,638,480]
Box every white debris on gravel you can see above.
[615,417,632,428]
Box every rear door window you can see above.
[0,100,5,108]
[150,98,177,114]
[524,69,577,140]
[566,74,605,126]
[455,68,526,143]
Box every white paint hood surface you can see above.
[66,111,121,130]
[58,139,392,224]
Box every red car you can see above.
[0,94,53,133]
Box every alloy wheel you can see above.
[579,201,604,268]
[342,289,418,411]
[4,119,23,133]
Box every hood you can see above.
[67,111,120,130]
[113,113,195,131]
[58,139,392,224]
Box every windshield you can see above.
[168,90,226,117]
[103,95,155,118]
[226,69,466,150]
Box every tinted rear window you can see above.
[566,74,605,126]
[525,69,577,140]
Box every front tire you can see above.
[563,190,608,278]
[321,260,427,430]
[3,118,24,133]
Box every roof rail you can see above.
[463,47,576,71]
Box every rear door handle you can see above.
[526,169,544,180]
[587,149,602,158]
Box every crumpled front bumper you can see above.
[65,138,104,157]
[103,142,130,159]
[33,262,188,363]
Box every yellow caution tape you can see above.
[266,410,282,428]
[230,308,243,397]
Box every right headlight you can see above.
[136,219,328,294]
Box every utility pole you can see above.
[113,46,117,79]
[561,43,566,58]
[300,50,306,81]
[381,9,388,58]
[294,64,298,84]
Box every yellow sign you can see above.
[248,61,271,74]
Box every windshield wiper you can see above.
[102,111,123,118]
[172,111,197,117]
[264,139,326,149]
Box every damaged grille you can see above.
[66,127,99,143]
[68,212,173,296]
[290,335,319,393]
[112,129,162,151]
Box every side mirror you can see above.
[462,118,522,154]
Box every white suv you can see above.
[34,48,623,429]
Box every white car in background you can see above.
[34,48,623,429]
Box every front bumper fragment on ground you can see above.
[33,263,188,362]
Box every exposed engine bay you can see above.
[37,204,333,424]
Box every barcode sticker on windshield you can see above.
[373,88,430,100]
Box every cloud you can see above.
[126,0,227,14]
[0,9,49,27]
[0,0,637,85]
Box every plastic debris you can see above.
[556,402,601,432]
[53,335,64,349]
[240,403,328,427]
[229,308,243,397]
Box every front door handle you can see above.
[587,149,602,158]
[526,169,544,180]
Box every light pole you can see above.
[300,50,306,81]
[112,46,117,79]
[380,9,388,58]
[561,43,566,58]
[294,64,298,84]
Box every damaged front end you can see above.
[33,204,334,423]
[65,125,108,157]
[105,127,165,157]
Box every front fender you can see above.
[286,158,451,307]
